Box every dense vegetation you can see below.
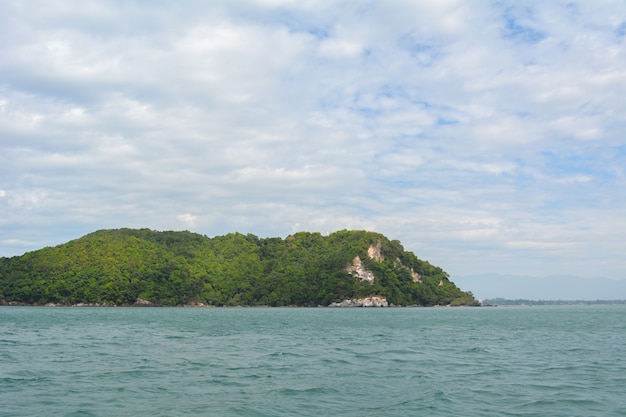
[0,229,475,307]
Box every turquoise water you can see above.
[1,306,625,416]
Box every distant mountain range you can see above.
[453,273,626,301]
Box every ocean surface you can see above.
[1,305,625,417]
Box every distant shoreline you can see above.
[482,298,626,306]
[0,300,478,308]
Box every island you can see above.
[0,229,476,307]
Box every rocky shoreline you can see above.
[328,296,389,307]
[2,296,480,308]
[2,297,391,308]
[0,298,212,308]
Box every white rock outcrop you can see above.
[411,268,421,283]
[367,242,384,262]
[346,256,375,283]
[345,243,386,283]
[133,298,155,306]
[328,296,388,307]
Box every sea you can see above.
[1,305,625,417]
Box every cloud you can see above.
[2,239,35,247]
[1,1,625,291]
[177,214,197,229]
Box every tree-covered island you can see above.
[0,229,476,307]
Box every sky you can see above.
[1,1,625,298]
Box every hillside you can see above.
[0,229,475,307]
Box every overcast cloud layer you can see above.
[1,1,625,291]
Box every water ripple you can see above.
[1,306,625,417]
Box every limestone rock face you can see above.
[345,242,387,284]
[367,242,384,262]
[411,268,421,283]
[328,296,388,307]
[346,256,375,283]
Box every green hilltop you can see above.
[0,229,475,307]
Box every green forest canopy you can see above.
[0,229,476,307]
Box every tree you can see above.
[0,228,476,307]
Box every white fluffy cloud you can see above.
[1,0,625,283]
